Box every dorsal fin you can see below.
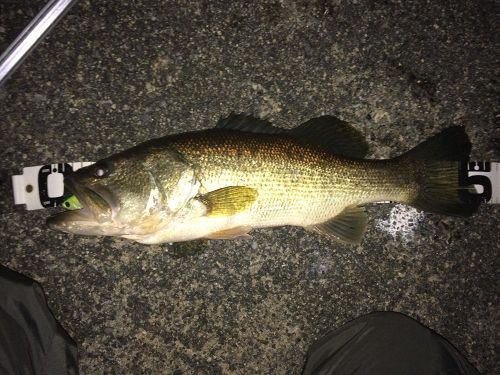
[291,116,369,159]
[216,113,284,134]
[216,113,369,159]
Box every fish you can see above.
[47,113,480,244]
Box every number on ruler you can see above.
[460,161,492,204]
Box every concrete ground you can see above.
[0,1,498,373]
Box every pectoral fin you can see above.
[308,206,367,243]
[205,226,252,239]
[198,186,258,217]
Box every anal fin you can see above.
[205,226,252,240]
[307,206,367,243]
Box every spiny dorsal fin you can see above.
[198,186,258,217]
[307,205,368,243]
[291,116,369,159]
[216,113,284,134]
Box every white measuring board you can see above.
[11,161,499,210]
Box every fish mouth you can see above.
[47,176,119,234]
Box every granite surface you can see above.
[0,1,498,374]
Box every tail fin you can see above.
[401,126,480,217]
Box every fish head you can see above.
[47,147,198,237]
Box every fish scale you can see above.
[169,130,415,228]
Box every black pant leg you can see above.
[302,311,480,375]
[0,265,78,375]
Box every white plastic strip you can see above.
[11,161,499,210]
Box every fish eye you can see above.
[94,164,108,178]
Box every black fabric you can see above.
[302,311,480,375]
[0,265,78,375]
[0,265,481,375]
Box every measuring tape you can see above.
[10,161,500,210]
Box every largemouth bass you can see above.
[47,114,479,244]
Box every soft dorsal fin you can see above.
[307,205,368,243]
[291,116,369,159]
[216,113,369,158]
[216,113,284,134]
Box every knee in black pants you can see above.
[302,311,479,375]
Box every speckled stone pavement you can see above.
[0,1,498,374]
